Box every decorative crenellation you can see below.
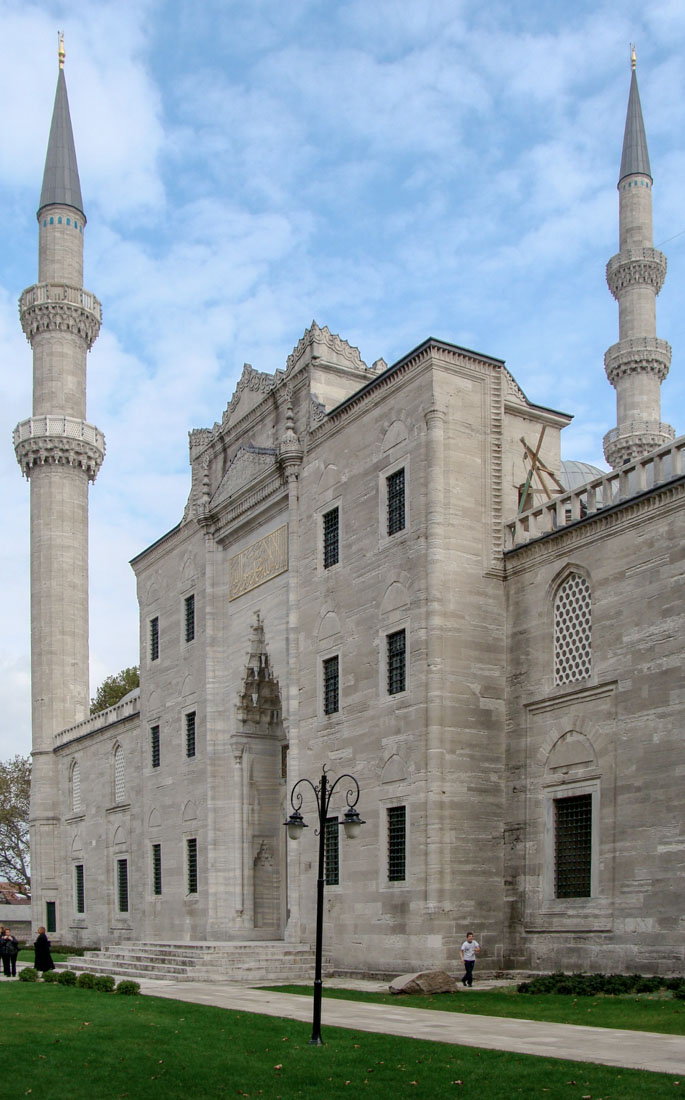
[19,283,101,349]
[14,414,105,480]
[285,320,368,376]
[606,248,667,299]
[604,336,671,386]
[221,363,276,427]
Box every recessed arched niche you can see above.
[381,421,408,454]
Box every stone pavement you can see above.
[128,975,685,1077]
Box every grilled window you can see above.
[387,805,406,882]
[187,838,198,894]
[46,901,56,934]
[71,761,82,814]
[150,725,160,768]
[386,468,405,536]
[150,616,159,661]
[117,858,129,913]
[325,817,340,885]
[185,711,196,758]
[555,794,592,898]
[74,864,85,914]
[114,746,125,803]
[184,594,195,643]
[387,629,406,695]
[323,507,340,569]
[152,844,162,896]
[323,655,339,715]
[554,573,592,685]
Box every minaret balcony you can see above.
[604,336,671,386]
[606,248,667,299]
[603,420,675,468]
[19,282,102,349]
[13,415,105,481]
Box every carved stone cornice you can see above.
[604,336,671,386]
[19,283,101,349]
[606,247,667,299]
[285,320,367,376]
[13,415,105,481]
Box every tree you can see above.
[0,755,31,895]
[90,666,140,714]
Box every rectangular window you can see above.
[325,817,340,885]
[387,806,406,882]
[74,864,85,914]
[150,725,160,768]
[387,629,406,695]
[117,858,129,913]
[555,794,592,898]
[187,838,198,894]
[322,507,339,569]
[152,844,162,896]
[323,655,339,715]
[185,711,196,758]
[46,900,56,934]
[184,594,195,643]
[386,468,405,536]
[150,616,159,661]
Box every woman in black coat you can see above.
[34,927,55,973]
[1,929,19,977]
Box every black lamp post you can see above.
[284,768,365,1045]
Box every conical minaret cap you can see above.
[619,65,652,183]
[38,64,85,217]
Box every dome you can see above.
[559,460,607,491]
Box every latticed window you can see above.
[117,858,129,913]
[184,594,195,643]
[185,712,196,758]
[387,629,406,695]
[71,761,82,814]
[150,725,160,768]
[554,573,592,685]
[74,864,85,913]
[187,838,198,894]
[150,616,159,661]
[152,844,162,896]
[555,794,592,898]
[323,507,339,568]
[386,468,405,536]
[323,655,339,715]
[114,746,125,803]
[325,817,340,885]
[387,805,406,882]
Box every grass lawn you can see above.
[17,949,70,964]
[0,983,681,1099]
[262,985,685,1036]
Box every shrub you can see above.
[42,970,60,983]
[19,967,38,983]
[76,972,97,989]
[516,971,685,997]
[116,980,141,996]
[57,970,77,986]
[674,987,685,1001]
[93,974,115,993]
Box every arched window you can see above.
[114,746,125,804]
[553,572,592,685]
[71,761,81,814]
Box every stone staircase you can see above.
[57,940,320,984]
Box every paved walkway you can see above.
[129,975,685,1077]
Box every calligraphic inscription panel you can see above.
[229,525,288,600]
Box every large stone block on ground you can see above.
[389,970,457,995]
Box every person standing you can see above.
[1,928,19,977]
[34,927,55,973]
[459,931,480,987]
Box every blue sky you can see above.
[1,0,685,758]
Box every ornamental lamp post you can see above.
[284,768,365,1045]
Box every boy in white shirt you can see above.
[459,931,480,987]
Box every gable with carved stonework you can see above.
[221,364,279,429]
[211,445,278,508]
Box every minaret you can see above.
[603,47,674,468]
[13,38,103,923]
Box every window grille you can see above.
[74,864,85,914]
[72,761,81,814]
[184,594,195,643]
[46,901,56,933]
[187,838,198,894]
[387,805,406,881]
[325,817,340,885]
[281,744,288,779]
[386,468,405,536]
[323,655,339,715]
[387,629,406,695]
[555,794,592,898]
[323,507,340,568]
[150,616,159,661]
[185,712,196,758]
[150,725,160,768]
[117,858,129,913]
[114,746,125,803]
[554,573,592,685]
[152,844,162,896]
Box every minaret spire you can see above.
[603,51,674,468]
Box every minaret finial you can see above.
[58,31,65,70]
[630,43,636,71]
